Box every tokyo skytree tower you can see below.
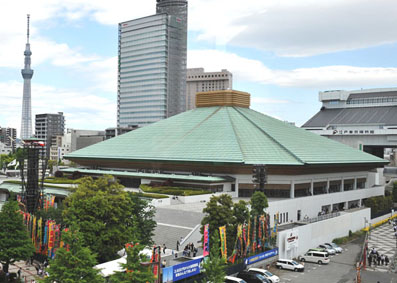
[20,14,33,140]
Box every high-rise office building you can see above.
[21,14,33,140]
[117,0,188,127]
[186,68,233,110]
[0,127,17,150]
[35,112,65,157]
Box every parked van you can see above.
[299,251,330,265]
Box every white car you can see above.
[325,242,343,253]
[276,259,304,272]
[299,251,330,265]
[318,244,336,255]
[247,268,280,283]
[224,276,247,283]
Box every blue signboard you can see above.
[244,248,278,265]
[162,266,173,283]
[162,257,203,282]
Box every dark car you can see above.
[237,271,270,283]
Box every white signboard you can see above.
[285,230,299,251]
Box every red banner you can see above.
[203,224,210,257]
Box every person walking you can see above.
[385,255,390,266]
[176,240,180,251]
[163,244,166,254]
[381,254,385,265]
[17,268,22,279]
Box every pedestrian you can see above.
[385,255,390,266]
[395,231,397,239]
[368,254,372,267]
[161,259,166,268]
[18,268,22,278]
[381,254,385,265]
[176,240,180,251]
[163,243,166,254]
[377,254,381,265]
[193,247,198,257]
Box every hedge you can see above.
[140,184,211,196]
[43,177,79,184]
[332,230,366,245]
[131,192,169,199]
[363,213,397,232]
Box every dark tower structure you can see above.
[20,139,46,213]
[21,14,34,140]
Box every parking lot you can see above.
[266,240,362,283]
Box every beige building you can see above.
[186,68,233,110]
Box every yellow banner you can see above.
[219,226,227,262]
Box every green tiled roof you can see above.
[66,106,386,166]
[60,168,232,183]
[0,182,71,197]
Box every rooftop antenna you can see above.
[27,14,30,43]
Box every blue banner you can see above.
[162,266,173,283]
[173,258,202,281]
[244,248,278,265]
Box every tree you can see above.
[0,200,35,273]
[129,193,156,246]
[233,200,249,225]
[201,194,236,255]
[201,233,226,283]
[40,229,104,283]
[35,203,65,229]
[110,243,154,283]
[63,175,153,263]
[250,191,268,217]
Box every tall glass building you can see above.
[117,0,188,127]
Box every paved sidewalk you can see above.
[367,222,397,272]
[8,260,43,282]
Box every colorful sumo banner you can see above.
[162,257,203,282]
[244,248,279,265]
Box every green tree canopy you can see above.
[110,243,154,283]
[41,229,104,283]
[129,193,156,246]
[233,200,250,225]
[201,194,240,255]
[250,191,269,217]
[63,175,156,263]
[0,200,34,273]
[201,232,226,283]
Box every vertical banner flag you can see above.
[246,219,251,255]
[203,224,210,257]
[219,226,227,262]
[252,217,257,253]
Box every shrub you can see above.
[140,184,210,196]
[54,170,63,178]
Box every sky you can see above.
[1,0,397,135]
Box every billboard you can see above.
[244,248,278,265]
[162,257,203,282]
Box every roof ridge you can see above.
[226,107,247,163]
[155,106,225,153]
[233,107,304,165]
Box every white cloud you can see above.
[0,81,116,135]
[188,49,397,89]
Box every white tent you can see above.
[94,256,126,277]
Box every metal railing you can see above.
[300,212,341,224]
